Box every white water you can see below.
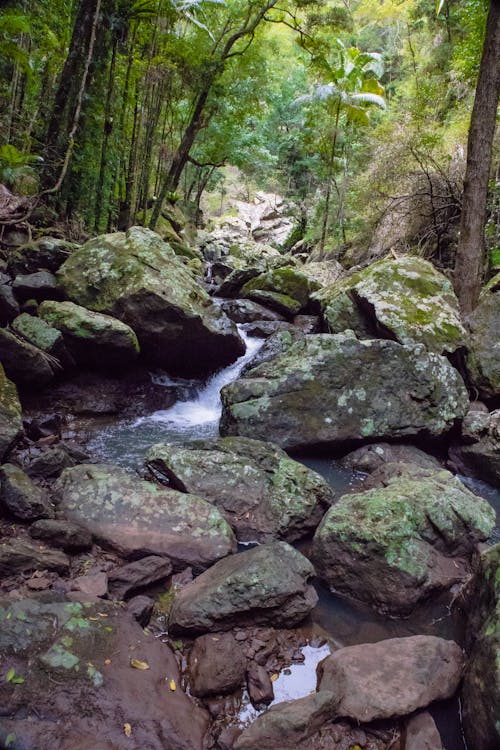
[86,327,263,467]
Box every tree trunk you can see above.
[454,0,500,313]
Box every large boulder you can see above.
[146,437,334,543]
[57,226,244,376]
[466,272,500,399]
[461,544,500,750]
[0,364,23,459]
[299,260,344,288]
[241,267,318,312]
[39,300,139,369]
[53,464,236,570]
[11,313,74,369]
[220,333,469,450]
[312,464,495,614]
[168,542,317,635]
[449,408,500,486]
[313,256,468,355]
[7,236,77,275]
[12,270,63,302]
[0,326,55,387]
[317,635,464,721]
[340,443,441,474]
[0,597,209,749]
[0,463,54,521]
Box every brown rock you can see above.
[404,711,443,750]
[108,555,172,600]
[0,539,70,576]
[189,632,246,697]
[72,572,108,598]
[247,662,274,707]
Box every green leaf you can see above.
[5,667,15,683]
[436,1,446,16]
[5,734,16,748]
[11,676,25,684]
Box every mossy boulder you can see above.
[241,267,317,311]
[0,327,55,387]
[243,289,303,317]
[0,463,54,521]
[7,237,77,276]
[57,226,244,377]
[299,259,344,288]
[313,256,468,355]
[11,313,74,369]
[220,333,469,450]
[466,272,500,399]
[54,463,236,571]
[312,464,495,614]
[145,437,334,543]
[39,300,139,369]
[0,364,22,459]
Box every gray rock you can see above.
[0,539,69,576]
[0,463,54,521]
[72,572,108,598]
[29,519,92,551]
[449,409,500,486]
[26,444,89,478]
[12,312,74,369]
[13,270,63,302]
[467,272,500,399]
[189,632,246,697]
[404,712,444,750]
[240,328,305,375]
[0,365,23,459]
[340,443,441,474]
[0,284,20,325]
[0,326,55,387]
[108,556,173,600]
[221,298,286,323]
[169,542,317,635]
[127,595,154,627]
[7,236,77,275]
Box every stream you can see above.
[83,328,500,749]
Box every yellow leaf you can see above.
[123,723,132,737]
[169,679,176,691]
[130,658,149,670]
[270,673,279,682]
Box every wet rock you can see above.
[340,443,441,474]
[247,662,274,706]
[39,300,140,369]
[24,413,62,441]
[0,364,23,459]
[26,443,89,478]
[313,256,468,356]
[241,267,316,310]
[404,712,443,750]
[189,632,246,697]
[29,519,93,551]
[57,226,244,377]
[240,328,305,374]
[7,236,77,275]
[318,635,463,721]
[313,464,495,614]
[108,556,173,600]
[0,463,54,520]
[240,320,297,337]
[0,539,70,575]
[169,542,317,635]
[466,272,500,399]
[72,572,108,598]
[146,437,334,543]
[449,409,500,486]
[220,333,469,450]
[127,595,154,627]
[244,289,302,317]
[12,312,74,369]
[0,326,55,387]
[54,464,236,570]
[0,284,20,325]
[0,597,209,750]
[13,270,64,302]
[221,298,286,323]
[461,544,500,750]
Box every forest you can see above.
[0,2,499,750]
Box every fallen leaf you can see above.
[169,679,176,691]
[270,673,279,682]
[5,668,15,683]
[130,658,149,670]
[123,723,132,737]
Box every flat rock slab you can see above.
[146,437,334,543]
[108,556,173,600]
[169,542,317,635]
[0,539,69,576]
[54,464,236,570]
[0,597,209,750]
[318,635,464,722]
[220,333,469,450]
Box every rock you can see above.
[108,556,173,600]
[72,572,108,598]
[460,401,491,442]
[12,312,74,368]
[293,314,321,334]
[13,270,64,302]
[467,272,500,399]
[24,413,62,440]
[0,365,23,459]
[57,226,244,377]
[168,542,317,635]
[318,635,463,721]
[7,236,77,275]
[241,320,297,338]
[0,463,54,521]
[221,298,286,323]
[299,260,344,288]
[54,464,236,570]
[241,267,316,310]
[0,597,209,750]
[0,284,20,325]
[312,464,495,614]
[127,595,154,626]
[215,267,262,297]
[0,539,70,576]
[189,633,247,697]
[313,256,468,355]
[39,300,140,369]
[244,289,303,317]
[404,712,443,750]
[0,326,55,387]
[29,519,93,551]
[220,333,469,450]
[26,444,89,478]
[449,409,500,486]
[21,298,38,315]
[247,662,274,706]
[340,443,441,474]
[461,544,500,750]
[146,437,334,543]
[233,691,338,750]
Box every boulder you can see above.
[0,463,54,521]
[299,260,344,288]
[404,712,444,750]
[247,662,274,706]
[0,539,69,576]
[0,326,55,387]
[26,443,89,478]
[449,409,500,485]
[57,226,244,377]
[108,556,173,600]
[240,328,305,374]
[466,272,500,399]
[146,438,334,543]
[12,312,74,368]
[221,298,286,324]
[220,333,469,450]
[29,519,93,551]
[127,595,154,627]
[313,256,468,355]
[461,544,500,750]
[39,300,139,368]
[0,284,20,325]
[0,364,23,459]
[169,542,317,635]
[244,289,302,317]
[54,464,236,570]
[7,236,77,275]
[318,635,463,721]
[340,443,441,474]
[312,465,495,614]
[13,270,63,302]
[0,597,209,750]
[189,632,247,697]
[241,267,317,311]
